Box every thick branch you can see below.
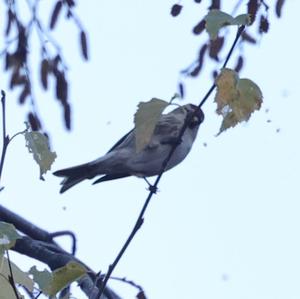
[0,205,121,299]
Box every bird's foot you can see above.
[143,177,158,193]
[148,185,158,193]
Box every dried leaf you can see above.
[208,0,220,10]
[28,113,41,131]
[275,0,285,17]
[170,4,183,17]
[190,64,201,77]
[241,31,256,44]
[55,71,68,103]
[53,54,61,67]
[17,25,27,63]
[212,69,218,79]
[209,36,224,61]
[190,44,207,76]
[40,59,49,90]
[5,53,11,70]
[192,19,205,35]
[259,15,269,33]
[64,103,71,130]
[65,0,75,7]
[178,82,185,98]
[80,31,88,60]
[234,55,243,73]
[50,1,63,29]
[19,84,30,104]
[247,0,258,24]
[10,71,26,89]
[215,68,263,134]
[5,9,14,36]
[137,291,147,299]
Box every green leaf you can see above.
[204,10,250,40]
[232,14,251,26]
[50,262,86,295]
[29,262,86,296]
[0,275,17,299]
[0,222,21,251]
[24,131,57,179]
[134,98,169,152]
[29,266,52,295]
[205,10,234,40]
[0,256,34,292]
[215,68,263,134]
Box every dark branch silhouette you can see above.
[0,204,121,299]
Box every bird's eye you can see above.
[188,116,200,128]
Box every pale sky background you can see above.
[1,0,300,298]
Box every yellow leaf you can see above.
[0,257,34,292]
[215,68,239,112]
[49,261,86,295]
[215,68,263,134]
[30,262,86,296]
[0,275,17,299]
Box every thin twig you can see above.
[0,90,10,185]
[49,230,77,255]
[0,92,30,188]
[34,291,42,299]
[97,25,246,298]
[110,276,144,294]
[8,129,28,144]
[6,250,20,299]
[198,25,245,108]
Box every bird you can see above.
[53,104,204,193]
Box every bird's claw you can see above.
[143,177,158,193]
[148,185,158,193]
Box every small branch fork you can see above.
[96,25,246,298]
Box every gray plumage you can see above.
[53,104,204,193]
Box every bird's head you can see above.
[182,104,205,129]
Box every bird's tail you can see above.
[53,163,97,193]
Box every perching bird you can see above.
[53,104,204,193]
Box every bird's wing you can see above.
[106,129,134,153]
[149,113,184,146]
[107,109,186,152]
[92,173,131,184]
